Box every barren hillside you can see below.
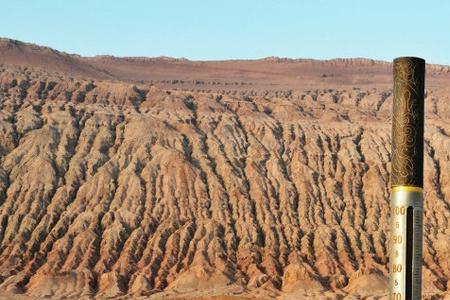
[2,37,450,91]
[0,40,449,299]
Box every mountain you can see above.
[2,37,450,90]
[0,39,449,299]
[0,38,113,79]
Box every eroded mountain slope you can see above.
[0,66,449,299]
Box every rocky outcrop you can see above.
[0,64,449,300]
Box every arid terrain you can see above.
[0,38,449,299]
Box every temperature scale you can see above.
[389,57,425,300]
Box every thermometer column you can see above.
[390,57,425,300]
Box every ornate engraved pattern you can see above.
[391,57,425,187]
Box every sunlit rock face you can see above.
[0,43,449,299]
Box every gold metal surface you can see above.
[392,186,423,193]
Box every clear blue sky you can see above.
[1,0,449,64]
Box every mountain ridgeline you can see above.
[0,39,449,299]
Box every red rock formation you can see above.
[0,41,449,299]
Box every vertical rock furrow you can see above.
[0,69,449,298]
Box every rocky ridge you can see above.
[0,55,449,299]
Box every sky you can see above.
[0,0,449,64]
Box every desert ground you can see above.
[0,38,449,299]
